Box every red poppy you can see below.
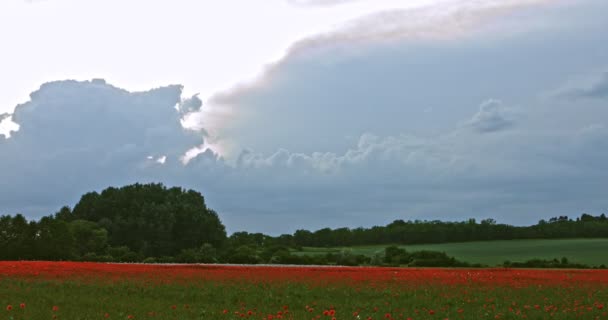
[19,303,25,309]
[6,305,12,311]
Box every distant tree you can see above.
[68,220,108,256]
[71,183,227,256]
[33,217,74,260]
[0,214,31,260]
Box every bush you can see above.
[142,257,157,264]
[503,257,590,269]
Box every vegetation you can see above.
[293,239,608,266]
[0,183,226,262]
[2,261,608,320]
[285,215,608,248]
[2,183,608,268]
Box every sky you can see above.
[1,0,607,234]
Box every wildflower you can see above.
[19,303,25,309]
[6,305,12,311]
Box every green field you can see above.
[3,262,608,320]
[294,238,608,266]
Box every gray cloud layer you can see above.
[211,0,554,107]
[565,72,608,100]
[2,0,608,234]
[466,100,515,133]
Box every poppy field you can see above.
[1,262,607,320]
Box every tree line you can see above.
[281,214,608,248]
[1,183,607,267]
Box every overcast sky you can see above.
[1,0,607,234]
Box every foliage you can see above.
[2,261,608,320]
[2,183,608,268]
[286,215,608,248]
[0,183,226,262]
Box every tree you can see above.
[71,183,227,256]
[68,220,108,256]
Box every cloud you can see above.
[178,94,203,114]
[3,1,608,234]
[286,0,361,7]
[210,0,553,107]
[0,79,205,216]
[563,72,608,100]
[466,99,515,133]
[2,78,608,235]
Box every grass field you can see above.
[293,238,608,266]
[2,261,608,320]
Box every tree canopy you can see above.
[0,183,226,260]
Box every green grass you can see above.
[294,238,608,266]
[2,277,607,319]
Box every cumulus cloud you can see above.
[3,1,608,234]
[466,99,515,133]
[0,79,205,216]
[178,94,203,114]
[2,78,608,234]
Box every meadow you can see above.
[293,238,608,266]
[2,261,608,320]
